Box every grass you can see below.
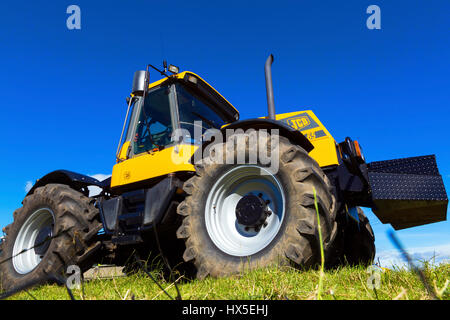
[312,187,325,300]
[5,262,449,300]
[4,189,449,300]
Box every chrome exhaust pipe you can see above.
[265,54,276,120]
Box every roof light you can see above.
[188,75,198,84]
[168,64,179,74]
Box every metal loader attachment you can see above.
[367,155,448,230]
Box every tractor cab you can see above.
[112,69,239,189]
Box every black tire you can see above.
[0,184,102,291]
[342,207,376,266]
[176,133,337,279]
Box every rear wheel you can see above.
[176,133,338,279]
[342,207,376,266]
[0,184,102,291]
[329,206,376,267]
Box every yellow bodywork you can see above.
[110,74,339,189]
[271,110,339,168]
[111,144,197,187]
[117,141,131,161]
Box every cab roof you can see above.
[147,71,240,123]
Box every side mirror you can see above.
[131,70,150,95]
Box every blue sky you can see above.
[0,1,448,267]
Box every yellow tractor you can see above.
[1,56,447,289]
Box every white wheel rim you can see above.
[12,208,54,274]
[205,165,285,257]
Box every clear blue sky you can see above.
[0,1,448,266]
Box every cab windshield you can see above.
[176,83,227,141]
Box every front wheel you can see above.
[0,184,102,291]
[176,133,338,279]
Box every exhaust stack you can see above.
[265,54,276,120]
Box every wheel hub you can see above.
[235,194,271,230]
[205,165,285,257]
[34,225,53,256]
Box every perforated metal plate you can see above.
[367,154,448,230]
[368,155,439,176]
[369,172,447,201]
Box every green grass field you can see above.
[4,192,448,301]
[6,262,449,300]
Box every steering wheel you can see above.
[151,126,171,146]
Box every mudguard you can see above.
[26,170,109,197]
[192,118,315,164]
[222,118,314,152]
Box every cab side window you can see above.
[134,86,173,154]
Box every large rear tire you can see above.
[0,184,102,291]
[342,207,376,266]
[329,206,376,267]
[176,133,338,279]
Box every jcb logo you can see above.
[287,116,310,130]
